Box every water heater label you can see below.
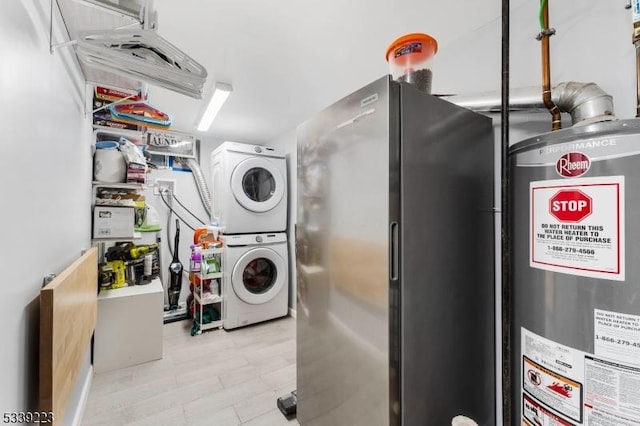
[523,394,574,426]
[522,328,640,426]
[584,356,640,425]
[523,357,583,423]
[522,328,584,424]
[530,176,625,281]
[594,309,640,367]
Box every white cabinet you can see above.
[191,247,224,335]
[94,278,164,373]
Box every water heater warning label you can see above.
[530,176,625,281]
[523,356,583,423]
[523,394,574,426]
[522,327,640,426]
[594,309,640,367]
[522,328,584,424]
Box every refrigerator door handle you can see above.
[390,221,399,281]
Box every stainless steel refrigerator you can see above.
[296,76,495,426]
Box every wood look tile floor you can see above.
[82,316,299,426]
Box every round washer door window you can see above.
[231,157,285,213]
[231,247,286,305]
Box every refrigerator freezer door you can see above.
[399,85,495,425]
[296,76,394,426]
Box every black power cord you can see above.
[159,190,196,232]
[171,192,206,225]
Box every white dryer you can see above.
[222,232,289,330]
[211,141,287,234]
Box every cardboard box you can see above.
[93,206,135,239]
[93,97,142,131]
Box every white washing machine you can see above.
[211,141,287,234]
[222,232,289,330]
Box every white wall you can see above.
[142,139,223,308]
[436,0,634,129]
[0,1,92,422]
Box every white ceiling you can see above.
[61,0,503,144]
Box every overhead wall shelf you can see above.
[76,29,207,99]
[92,181,145,189]
[51,0,208,99]
[50,0,148,92]
[51,0,146,52]
[72,0,144,21]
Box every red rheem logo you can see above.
[556,152,590,178]
[549,190,592,222]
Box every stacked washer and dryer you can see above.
[210,142,289,330]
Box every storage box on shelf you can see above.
[94,125,145,146]
[93,205,135,239]
[92,181,146,244]
[190,246,224,335]
[92,85,145,133]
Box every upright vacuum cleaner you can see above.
[168,219,183,311]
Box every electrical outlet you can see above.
[154,179,177,196]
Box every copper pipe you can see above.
[540,0,562,130]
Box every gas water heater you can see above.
[509,119,640,425]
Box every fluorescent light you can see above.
[197,82,232,132]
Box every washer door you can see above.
[230,157,285,213]
[231,247,286,305]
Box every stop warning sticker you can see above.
[530,176,625,281]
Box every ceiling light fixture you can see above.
[197,82,232,132]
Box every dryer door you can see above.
[231,247,286,304]
[230,157,285,212]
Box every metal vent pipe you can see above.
[443,81,616,126]
[552,81,615,125]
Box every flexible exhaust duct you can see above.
[443,81,616,126]
[186,158,211,217]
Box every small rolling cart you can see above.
[189,245,223,335]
